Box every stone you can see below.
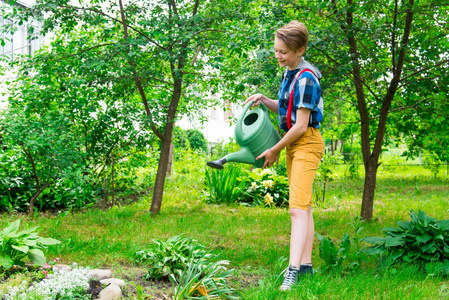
[96,284,122,300]
[53,264,72,272]
[100,278,126,288]
[90,269,112,280]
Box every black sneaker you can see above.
[299,264,313,277]
[279,264,300,291]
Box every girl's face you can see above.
[274,37,304,70]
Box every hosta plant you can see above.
[135,235,215,280]
[363,209,449,274]
[0,220,61,270]
[171,254,239,300]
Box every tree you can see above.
[302,0,449,220]
[1,0,257,215]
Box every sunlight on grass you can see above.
[0,151,447,298]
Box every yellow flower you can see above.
[264,193,274,206]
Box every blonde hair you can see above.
[275,21,308,53]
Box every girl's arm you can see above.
[244,93,279,114]
[256,107,311,169]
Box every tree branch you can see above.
[118,0,164,140]
[59,5,165,50]
[392,0,398,74]
[399,58,449,83]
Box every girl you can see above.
[244,20,325,291]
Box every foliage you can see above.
[0,220,61,270]
[238,168,289,208]
[316,233,351,274]
[135,235,215,281]
[171,254,239,300]
[363,210,449,274]
[314,154,343,205]
[4,263,92,300]
[210,139,241,161]
[173,127,208,152]
[204,165,246,205]
[422,152,443,179]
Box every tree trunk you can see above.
[150,78,183,216]
[360,156,378,220]
[29,182,49,217]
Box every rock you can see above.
[100,278,126,288]
[96,284,122,300]
[90,269,112,280]
[53,264,72,272]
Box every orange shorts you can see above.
[286,127,325,210]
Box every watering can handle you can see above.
[236,101,268,137]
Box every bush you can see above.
[363,209,449,274]
[135,235,215,281]
[0,220,61,270]
[238,168,289,208]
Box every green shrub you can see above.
[238,168,289,208]
[363,209,449,274]
[0,220,61,270]
[135,235,215,280]
[204,165,246,205]
[171,254,239,300]
[316,233,351,274]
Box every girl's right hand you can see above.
[244,93,266,107]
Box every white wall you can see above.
[0,0,46,108]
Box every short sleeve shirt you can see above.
[278,69,324,132]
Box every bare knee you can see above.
[290,208,308,220]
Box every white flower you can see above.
[5,264,92,300]
[262,180,274,189]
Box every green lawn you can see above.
[0,153,448,299]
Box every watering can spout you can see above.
[206,158,227,170]
[206,148,256,170]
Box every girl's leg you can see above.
[289,208,309,268]
[300,207,314,264]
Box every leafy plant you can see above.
[314,154,343,205]
[204,165,246,205]
[0,220,61,270]
[363,209,449,273]
[171,253,239,300]
[238,168,289,208]
[316,232,351,274]
[135,235,215,280]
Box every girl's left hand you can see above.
[256,148,277,169]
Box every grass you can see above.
[0,150,448,299]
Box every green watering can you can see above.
[207,101,281,169]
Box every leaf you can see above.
[420,241,436,253]
[397,221,412,231]
[362,237,386,244]
[363,246,385,255]
[416,234,432,243]
[11,245,29,253]
[443,259,449,275]
[27,248,46,266]
[2,220,21,235]
[0,255,14,269]
[437,220,449,230]
[37,237,62,245]
[385,236,405,247]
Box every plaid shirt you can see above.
[278,65,324,132]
